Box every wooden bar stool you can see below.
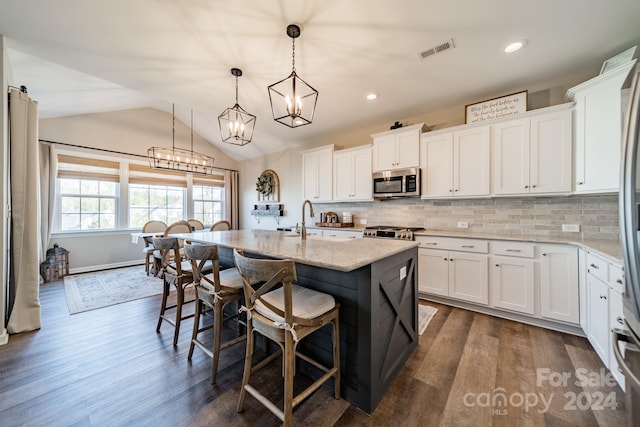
[141,220,167,276]
[233,249,341,427]
[153,236,197,346]
[183,241,246,384]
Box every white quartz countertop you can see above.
[170,230,417,272]
[415,229,622,263]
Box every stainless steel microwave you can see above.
[372,167,421,199]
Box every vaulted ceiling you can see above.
[2,0,640,161]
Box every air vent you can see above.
[418,39,455,60]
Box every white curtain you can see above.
[225,170,239,229]
[7,89,41,333]
[38,143,56,260]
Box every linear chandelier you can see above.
[268,24,318,128]
[218,68,256,146]
[148,104,215,175]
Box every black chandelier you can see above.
[218,68,256,146]
[268,24,318,128]
[148,104,215,175]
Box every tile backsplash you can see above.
[314,194,619,241]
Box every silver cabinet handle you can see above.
[542,253,548,256]
[617,279,624,284]
[421,242,438,246]
[577,181,584,185]
[617,316,624,325]
[495,264,500,267]
[590,263,599,269]
[460,245,474,248]
[600,294,607,300]
[505,249,522,252]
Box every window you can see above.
[129,184,185,228]
[193,185,224,225]
[59,178,117,230]
[56,155,120,231]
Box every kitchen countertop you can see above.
[415,229,622,263]
[170,229,417,272]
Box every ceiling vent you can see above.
[418,39,455,60]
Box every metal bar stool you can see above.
[233,249,341,427]
[183,240,246,384]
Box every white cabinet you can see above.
[371,123,423,171]
[417,236,489,305]
[567,60,636,193]
[539,245,579,324]
[490,241,536,315]
[583,251,626,388]
[302,145,333,202]
[421,126,490,198]
[333,145,372,201]
[493,107,572,195]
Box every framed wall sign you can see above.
[465,90,528,124]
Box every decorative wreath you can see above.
[256,173,274,196]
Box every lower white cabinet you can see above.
[586,272,611,363]
[539,245,579,324]
[491,255,535,315]
[417,237,489,305]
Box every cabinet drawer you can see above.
[586,253,609,283]
[416,236,488,253]
[491,241,535,258]
[610,263,624,294]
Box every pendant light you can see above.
[218,68,256,146]
[268,24,318,128]
[148,104,215,175]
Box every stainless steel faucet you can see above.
[301,199,315,240]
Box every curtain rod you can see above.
[38,138,239,173]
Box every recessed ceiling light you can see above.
[366,93,378,101]
[504,40,527,53]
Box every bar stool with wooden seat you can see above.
[183,240,246,384]
[233,249,341,427]
[141,220,167,275]
[210,220,231,231]
[153,236,198,346]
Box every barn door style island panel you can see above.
[171,229,419,413]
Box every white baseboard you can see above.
[69,260,145,275]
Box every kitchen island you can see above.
[171,229,419,414]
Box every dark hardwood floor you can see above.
[0,279,627,426]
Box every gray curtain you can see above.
[225,170,239,229]
[7,89,41,333]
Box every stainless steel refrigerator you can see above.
[617,63,640,426]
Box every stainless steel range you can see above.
[362,225,424,240]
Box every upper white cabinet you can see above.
[371,123,424,171]
[302,145,334,202]
[333,145,372,201]
[566,60,636,193]
[421,126,490,198]
[493,106,572,195]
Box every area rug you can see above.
[64,266,163,314]
[418,304,438,335]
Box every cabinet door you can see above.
[333,151,353,201]
[302,152,320,200]
[448,252,489,304]
[493,119,530,195]
[316,148,333,201]
[586,274,610,364]
[575,78,624,193]
[491,256,535,314]
[539,245,579,324]
[351,148,373,200]
[453,126,490,197]
[396,128,420,169]
[422,133,453,197]
[418,249,449,296]
[372,133,397,171]
[530,109,572,194]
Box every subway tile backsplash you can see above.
[313,194,619,241]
